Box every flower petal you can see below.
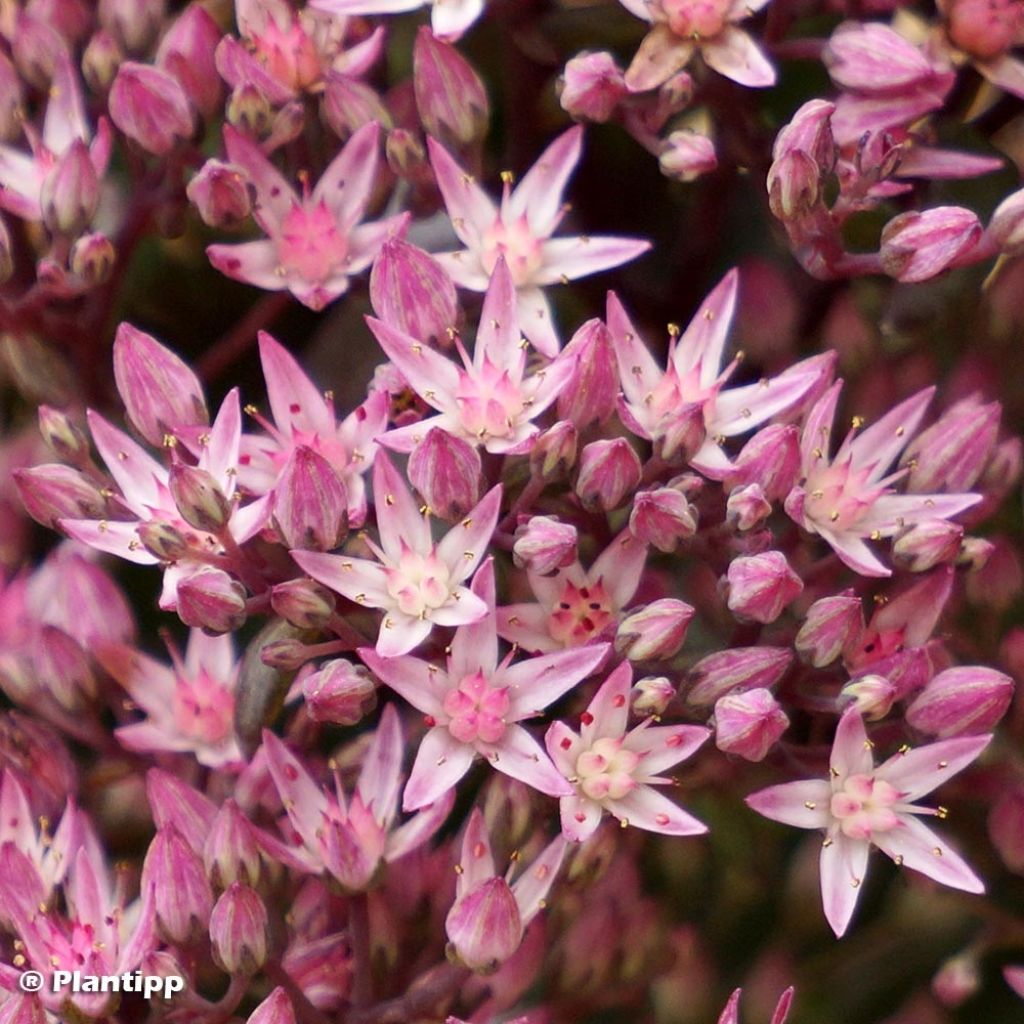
[605,785,707,835]
[874,734,991,801]
[512,832,567,925]
[700,27,776,88]
[515,286,561,358]
[449,557,498,679]
[207,240,288,292]
[365,316,460,411]
[559,793,603,842]
[59,518,157,565]
[359,647,449,717]
[312,121,380,231]
[223,124,297,227]
[507,126,582,237]
[504,642,609,720]
[535,235,651,285]
[625,25,694,92]
[607,291,663,405]
[873,814,984,893]
[486,725,573,797]
[374,452,432,557]
[831,708,875,780]
[262,730,328,847]
[257,332,333,439]
[745,780,833,829]
[87,409,167,513]
[590,528,648,611]
[403,727,476,811]
[497,602,561,652]
[427,136,497,249]
[355,703,404,823]
[475,257,523,373]
[819,829,870,937]
[291,552,391,607]
[582,662,633,745]
[436,484,502,583]
[628,723,711,776]
[376,613,433,657]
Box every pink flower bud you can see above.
[204,800,264,888]
[261,638,314,670]
[446,877,522,974]
[988,187,1024,257]
[726,483,772,531]
[768,151,822,221]
[880,207,982,283]
[932,955,980,1008]
[893,519,964,572]
[187,160,252,228]
[725,551,803,624]
[156,4,223,119]
[14,464,107,527]
[413,27,489,149]
[40,139,99,236]
[901,396,1000,493]
[169,464,232,533]
[632,675,677,716]
[247,988,297,1024]
[211,883,269,975]
[795,591,863,667]
[714,687,789,761]
[989,784,1024,873]
[725,424,801,501]
[557,320,618,429]
[841,673,898,721]
[576,438,642,512]
[227,83,273,136]
[616,599,695,661]
[82,30,124,92]
[0,53,24,142]
[272,446,349,551]
[113,324,208,446]
[142,825,214,945]
[772,99,837,168]
[906,665,1014,737]
[302,659,377,726]
[37,406,89,465]
[35,626,95,711]
[177,567,247,634]
[323,73,392,139]
[946,0,1021,59]
[559,51,626,122]
[136,520,190,561]
[110,62,194,155]
[513,516,577,575]
[659,130,717,182]
[385,127,428,181]
[688,647,793,706]
[530,421,578,480]
[69,232,115,285]
[0,714,77,819]
[99,0,164,53]
[408,428,481,521]
[370,239,457,347]
[825,21,938,91]
[11,12,65,88]
[629,487,698,552]
[271,579,335,630]
[658,401,706,464]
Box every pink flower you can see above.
[783,384,981,577]
[546,663,709,841]
[746,708,990,937]
[940,0,1024,100]
[619,0,776,92]
[292,452,500,656]
[369,258,577,454]
[207,122,407,311]
[311,0,485,42]
[428,127,650,355]
[361,559,607,810]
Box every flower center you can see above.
[830,773,901,839]
[278,201,350,284]
[385,549,452,617]
[443,670,511,744]
[575,736,641,801]
[172,672,234,744]
[480,216,543,285]
[802,458,883,533]
[250,19,321,91]
[549,579,615,646]
[661,0,729,39]
[454,361,524,441]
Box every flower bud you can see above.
[37,405,90,466]
[187,160,252,229]
[110,62,194,155]
[615,599,695,661]
[947,0,1019,59]
[204,800,264,889]
[35,626,95,711]
[370,239,457,348]
[227,83,273,137]
[631,675,676,716]
[169,464,232,533]
[272,446,348,551]
[211,883,269,975]
[980,435,1023,495]
[177,567,247,635]
[413,27,489,149]
[323,73,392,139]
[795,591,863,667]
[714,688,789,762]
[142,826,214,946]
[136,520,190,561]
[989,784,1024,874]
[0,53,24,142]
[773,99,837,168]
[932,955,980,1008]
[271,579,335,630]
[530,421,577,480]
[688,647,793,706]
[880,207,982,283]
[659,130,717,182]
[958,536,995,572]
[0,713,77,819]
[893,519,964,572]
[513,516,577,575]
[114,324,208,446]
[576,438,642,512]
[385,127,428,180]
[658,401,706,464]
[99,0,165,53]
[247,989,297,1024]
[40,139,99,236]
[726,483,772,531]
[559,51,625,122]
[725,424,801,501]
[906,666,1014,737]
[82,30,124,93]
[156,4,222,119]
[768,150,822,221]
[628,488,697,553]
[446,878,522,974]
[14,464,107,527]
[261,638,314,670]
[302,659,377,726]
[557,320,618,429]
[11,12,65,88]
[724,551,803,624]
[408,428,481,521]
[69,232,115,285]
[841,673,898,721]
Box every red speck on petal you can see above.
[655,813,670,826]
[289,403,301,414]
[473,842,486,858]
[424,715,436,727]
[239,454,251,465]
[574,812,586,822]
[283,764,299,780]
[612,695,626,708]
[560,737,572,750]
[581,711,594,726]
[666,733,683,747]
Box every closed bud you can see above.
[142,825,214,946]
[989,784,1024,873]
[370,239,457,347]
[413,27,489,149]
[631,675,676,716]
[659,130,717,182]
[893,519,964,572]
[273,446,348,551]
[726,424,801,501]
[110,62,194,155]
[932,955,980,1008]
[947,0,1020,59]
[726,483,772,531]
[11,13,64,88]
[446,878,522,974]
[271,578,335,630]
[204,800,264,889]
[658,401,706,464]
[70,232,115,285]
[177,567,247,634]
[768,150,821,221]
[980,435,1023,494]
[385,127,428,180]
[156,4,222,119]
[530,421,577,480]
[906,665,1014,737]
[227,84,273,137]
[261,638,313,670]
[513,516,577,575]
[557,320,617,429]
[82,30,124,93]
[35,626,95,711]
[302,659,376,726]
[37,406,90,466]
[247,989,296,1024]
[136,520,190,561]
[714,688,789,762]
[40,139,99,236]
[169,464,231,533]
[880,207,982,283]
[99,0,165,53]
[187,160,252,229]
[958,536,995,572]
[616,599,695,661]
[407,428,480,521]
[901,396,1000,493]
[559,51,626,122]
[724,551,803,624]
[114,323,208,446]
[323,73,392,139]
[795,591,863,667]
[630,487,698,552]
[841,673,898,721]
[688,647,793,706]
[576,438,641,512]
[211,883,269,975]
[14,464,107,527]
[0,53,24,142]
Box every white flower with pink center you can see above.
[746,708,990,937]
[362,560,609,809]
[293,452,500,656]
[546,662,710,842]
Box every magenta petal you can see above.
[355,704,403,822]
[257,332,333,438]
[313,121,380,230]
[819,829,869,937]
[262,731,327,848]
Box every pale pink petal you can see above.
[896,147,1003,180]
[831,708,875,780]
[711,366,823,437]
[849,387,934,477]
[312,0,421,15]
[215,36,295,105]
[331,25,386,77]
[223,124,297,228]
[607,292,663,404]
[59,518,157,565]
[262,730,328,846]
[815,525,892,578]
[403,727,476,811]
[385,788,456,862]
[545,720,583,777]
[799,381,843,478]
[475,258,522,373]
[359,648,449,717]
[289,274,351,312]
[456,807,495,895]
[512,833,567,924]
[185,629,235,682]
[618,0,654,20]
[230,492,273,543]
[207,240,289,292]
[44,55,89,154]
[856,493,980,537]
[497,602,561,653]
[433,250,490,290]
[874,734,991,801]
[590,529,648,610]
[374,452,432,557]
[674,268,738,384]
[346,212,411,274]
[976,53,1024,100]
[873,814,984,893]
[257,331,334,439]
[605,785,707,835]
[1002,966,1024,999]
[356,703,404,823]
[700,27,776,88]
[819,829,870,937]
[291,551,391,606]
[535,235,651,285]
[376,613,433,657]
[430,586,489,626]
[96,644,176,710]
[625,25,694,92]
[523,348,579,416]
[449,558,498,679]
[436,485,502,583]
[201,388,242,488]
[377,416,449,453]
[581,662,633,745]
[0,774,37,851]
[365,316,460,411]
[87,410,167,513]
[504,643,610,720]
[745,780,833,829]
[770,989,795,1024]
[628,723,710,776]
[515,286,561,357]
[718,990,742,1024]
[559,793,603,842]
[427,137,497,248]
[431,0,485,40]
[115,722,195,756]
[689,436,736,479]
[313,121,381,230]
[485,725,573,797]
[507,126,583,237]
